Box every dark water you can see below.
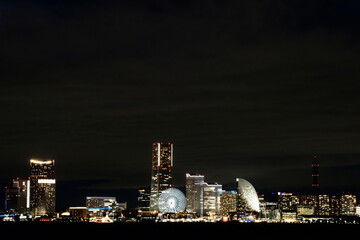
[0,222,358,238]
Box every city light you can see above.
[1,146,359,224]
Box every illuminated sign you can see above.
[38,179,56,184]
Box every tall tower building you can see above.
[150,142,173,211]
[30,159,56,217]
[202,182,223,216]
[312,155,319,195]
[185,173,205,215]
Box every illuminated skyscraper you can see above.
[185,173,204,215]
[29,159,56,217]
[150,142,173,211]
[202,182,222,216]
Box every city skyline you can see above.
[1,0,360,210]
[1,142,358,223]
[1,144,358,212]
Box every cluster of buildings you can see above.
[2,143,360,223]
[4,159,56,219]
[137,144,359,223]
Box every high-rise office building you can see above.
[4,178,30,213]
[29,159,56,217]
[185,173,204,215]
[202,182,222,216]
[150,142,173,211]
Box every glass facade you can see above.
[185,173,204,215]
[202,182,222,216]
[150,142,173,211]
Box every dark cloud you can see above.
[1,0,360,207]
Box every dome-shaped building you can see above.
[236,178,260,212]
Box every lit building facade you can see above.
[236,178,260,216]
[138,187,150,211]
[150,142,173,211]
[330,195,341,215]
[220,191,237,216]
[86,196,117,217]
[278,192,299,211]
[356,205,360,217]
[5,178,30,214]
[185,173,204,215]
[317,194,330,215]
[30,159,56,217]
[340,193,357,216]
[202,182,222,216]
[297,205,315,216]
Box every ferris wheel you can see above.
[158,188,186,213]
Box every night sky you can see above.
[1,0,360,209]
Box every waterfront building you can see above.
[340,193,357,216]
[69,207,87,218]
[330,195,341,215]
[220,191,237,216]
[202,182,222,216]
[356,205,360,216]
[138,187,150,211]
[318,194,330,215]
[4,178,30,213]
[29,159,56,217]
[150,142,173,211]
[86,196,117,217]
[278,192,299,211]
[185,173,205,215]
[236,178,260,218]
[282,211,297,222]
[297,205,315,216]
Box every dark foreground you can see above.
[0,222,358,238]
